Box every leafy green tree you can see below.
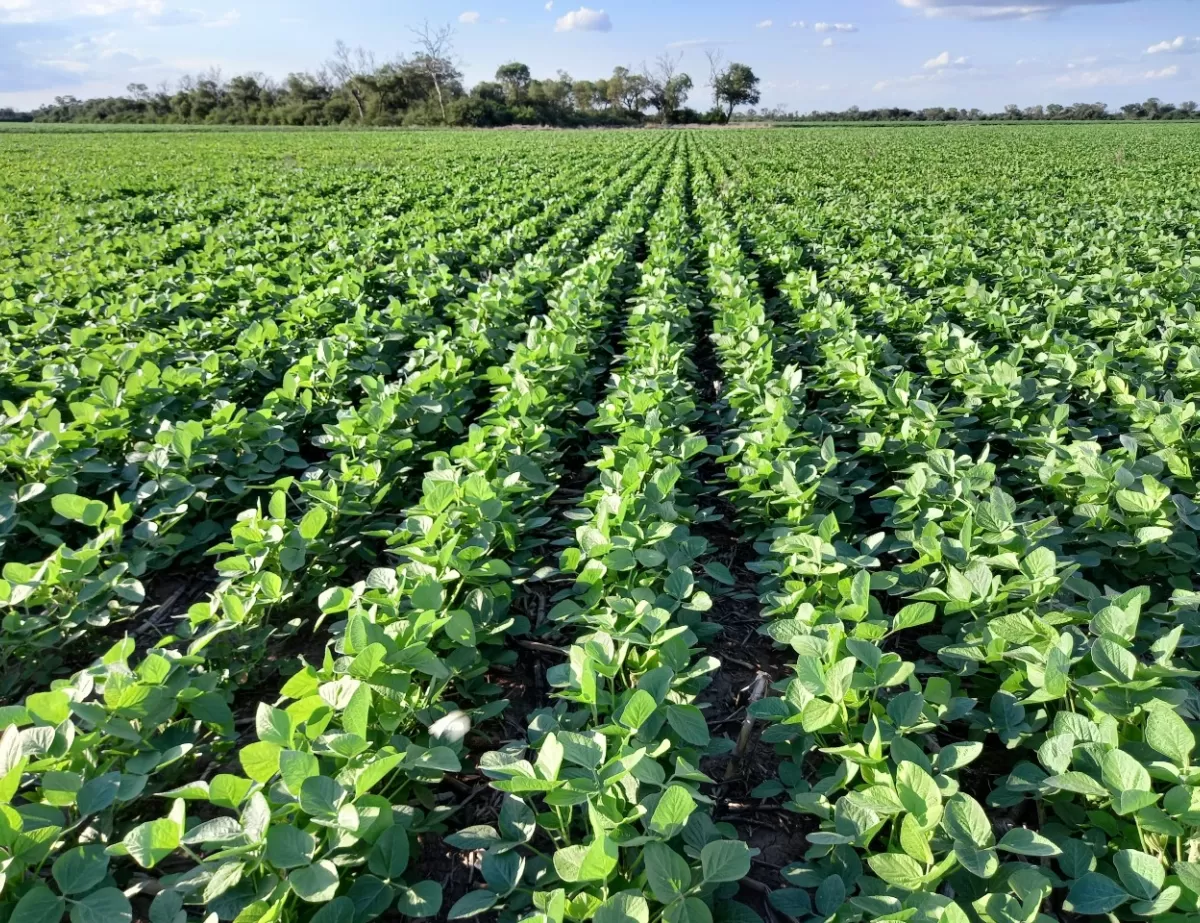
[495,62,532,103]
[710,60,760,122]
[571,79,596,111]
[645,53,693,123]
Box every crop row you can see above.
[444,144,759,923]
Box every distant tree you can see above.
[572,79,596,111]
[605,66,648,113]
[495,62,532,103]
[644,53,692,122]
[1069,101,1108,120]
[1182,100,1198,115]
[226,74,268,116]
[410,20,458,122]
[605,67,627,109]
[473,81,506,104]
[592,77,610,109]
[524,77,571,119]
[327,41,375,121]
[707,52,760,122]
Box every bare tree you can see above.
[654,52,681,86]
[327,40,376,121]
[643,52,691,122]
[704,49,725,93]
[410,19,457,123]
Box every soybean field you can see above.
[2,123,1200,923]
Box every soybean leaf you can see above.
[395,880,443,918]
[447,890,499,919]
[701,840,751,883]
[1066,873,1130,915]
[997,828,1061,857]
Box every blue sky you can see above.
[1,0,1197,112]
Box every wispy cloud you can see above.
[140,6,242,29]
[1053,62,1180,87]
[458,10,480,24]
[923,51,971,68]
[897,0,1134,21]
[822,37,834,47]
[790,20,806,28]
[756,19,773,28]
[0,0,162,25]
[876,50,983,90]
[814,22,858,32]
[666,38,719,48]
[0,2,242,29]
[1147,35,1200,55]
[554,6,611,31]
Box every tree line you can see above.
[756,99,1198,123]
[5,28,761,128]
[1,24,1195,128]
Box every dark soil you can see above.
[682,218,814,910]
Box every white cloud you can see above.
[554,6,611,31]
[666,38,716,47]
[0,0,164,24]
[923,51,971,68]
[791,20,806,28]
[876,52,983,90]
[897,0,1134,20]
[822,37,834,46]
[814,22,858,32]
[545,0,553,8]
[1147,35,1200,55]
[1053,62,1180,87]
[756,18,773,28]
[458,10,480,23]
[1,1,240,28]
[10,27,164,92]
[70,30,119,51]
